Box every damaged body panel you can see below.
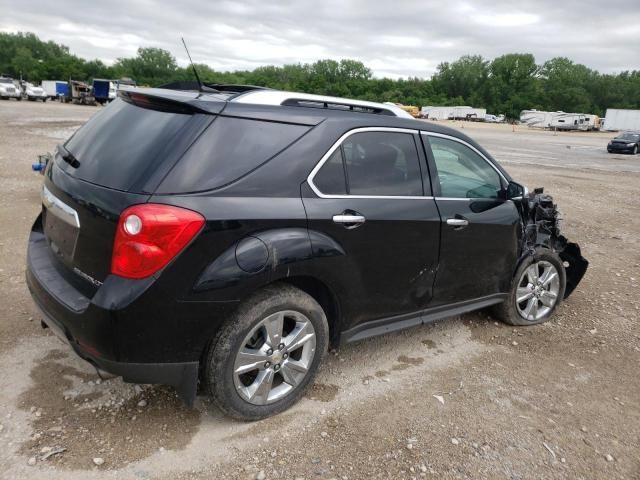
[518,188,588,298]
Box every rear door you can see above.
[421,133,521,306]
[302,128,441,331]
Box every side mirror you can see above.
[506,181,527,200]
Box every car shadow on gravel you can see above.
[18,348,200,470]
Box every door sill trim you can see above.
[339,293,508,344]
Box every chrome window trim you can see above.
[307,127,432,200]
[42,185,80,228]
[421,131,508,184]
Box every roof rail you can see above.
[281,98,395,116]
[233,90,413,118]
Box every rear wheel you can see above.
[493,248,566,326]
[206,284,329,420]
[633,145,638,155]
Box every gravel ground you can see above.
[0,100,638,480]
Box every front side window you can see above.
[428,136,502,199]
[312,131,423,196]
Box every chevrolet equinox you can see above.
[26,85,588,420]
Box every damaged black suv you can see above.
[26,86,588,420]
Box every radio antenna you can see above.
[181,37,203,92]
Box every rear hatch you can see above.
[41,95,216,290]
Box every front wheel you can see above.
[633,145,638,155]
[493,248,566,326]
[206,284,329,420]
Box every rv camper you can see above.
[520,110,557,128]
[520,110,600,131]
[550,113,601,131]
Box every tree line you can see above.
[1,32,639,119]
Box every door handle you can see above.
[446,218,469,227]
[333,214,366,227]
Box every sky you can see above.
[1,0,640,78]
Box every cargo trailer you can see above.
[603,109,640,131]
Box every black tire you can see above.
[206,284,329,420]
[633,145,638,155]
[492,248,566,326]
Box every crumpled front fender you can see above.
[517,189,588,298]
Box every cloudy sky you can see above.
[2,0,639,78]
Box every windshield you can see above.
[617,133,640,141]
[0,78,13,84]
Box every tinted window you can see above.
[428,136,502,199]
[159,117,309,193]
[313,149,347,195]
[342,131,422,196]
[619,133,640,141]
[65,99,192,191]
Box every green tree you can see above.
[486,53,541,118]
[540,57,594,113]
[113,47,178,86]
[432,55,489,106]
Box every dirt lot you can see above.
[0,101,638,480]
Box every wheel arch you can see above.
[276,276,342,348]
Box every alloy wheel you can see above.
[515,261,561,321]
[233,310,317,405]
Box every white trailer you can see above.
[41,80,67,99]
[551,113,601,131]
[451,106,486,120]
[603,109,640,131]
[421,106,453,120]
[520,110,557,128]
[421,105,487,120]
[550,113,586,131]
[520,110,600,131]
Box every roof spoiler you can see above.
[117,89,224,115]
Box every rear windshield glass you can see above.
[156,116,310,193]
[64,99,192,191]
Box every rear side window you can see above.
[64,99,192,191]
[158,117,310,193]
[312,131,424,196]
[312,149,347,195]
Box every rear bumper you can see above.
[26,221,237,404]
[30,288,199,403]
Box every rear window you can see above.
[156,117,310,193]
[64,99,192,191]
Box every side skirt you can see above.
[339,293,508,344]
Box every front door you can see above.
[422,133,522,306]
[302,128,441,331]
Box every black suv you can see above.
[26,86,587,420]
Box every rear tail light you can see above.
[111,204,205,279]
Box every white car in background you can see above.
[24,82,48,101]
[485,114,506,123]
[0,77,22,100]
